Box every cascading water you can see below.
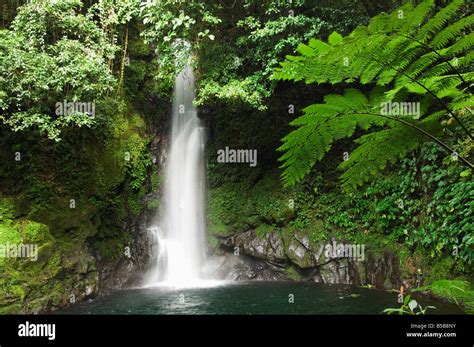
[145,64,207,286]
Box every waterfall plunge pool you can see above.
[58,281,463,315]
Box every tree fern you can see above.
[339,111,446,190]
[415,0,464,42]
[278,88,390,186]
[431,14,474,49]
[273,0,473,188]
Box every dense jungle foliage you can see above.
[0,0,472,314]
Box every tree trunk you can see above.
[118,25,129,92]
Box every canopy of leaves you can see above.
[196,0,370,110]
[138,0,221,87]
[0,0,116,141]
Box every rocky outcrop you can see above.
[208,251,288,281]
[96,209,150,293]
[221,230,286,265]
[215,229,402,289]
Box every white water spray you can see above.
[145,65,208,286]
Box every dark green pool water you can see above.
[60,281,464,315]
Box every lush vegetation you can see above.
[274,0,472,189]
[0,0,472,314]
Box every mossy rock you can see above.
[0,224,21,264]
[0,202,76,313]
[38,204,98,247]
[0,208,53,266]
[207,206,231,237]
[255,224,274,239]
[19,220,52,244]
[208,235,220,250]
[285,265,302,281]
[0,104,151,313]
[0,197,16,221]
[146,197,160,210]
[207,172,295,236]
[282,230,316,268]
[307,219,328,245]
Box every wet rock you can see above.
[219,229,401,289]
[320,260,345,284]
[97,209,149,293]
[231,229,286,264]
[212,251,287,281]
[283,231,320,268]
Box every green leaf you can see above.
[404,294,411,306]
[328,32,343,46]
[274,0,472,188]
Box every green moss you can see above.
[0,223,21,253]
[0,210,63,313]
[208,171,298,236]
[0,201,52,266]
[207,186,237,236]
[20,221,51,244]
[92,139,127,195]
[94,237,126,261]
[146,197,160,210]
[208,235,220,250]
[307,219,328,245]
[255,224,274,239]
[130,114,146,130]
[0,197,16,221]
[0,303,22,314]
[150,170,162,192]
[285,265,301,281]
[93,221,129,261]
[45,249,63,276]
[127,184,145,216]
[208,214,229,237]
[424,257,457,284]
[8,284,26,301]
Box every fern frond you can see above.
[339,112,446,191]
[450,94,474,111]
[278,89,388,186]
[430,14,474,49]
[415,0,464,43]
[446,33,474,56]
[274,0,473,188]
[339,126,421,191]
[403,51,440,79]
[399,0,435,35]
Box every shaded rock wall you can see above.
[215,229,402,289]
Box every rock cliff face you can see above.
[96,208,151,293]
[0,197,153,314]
[0,115,161,314]
[212,229,402,289]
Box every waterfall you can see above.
[145,65,207,286]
